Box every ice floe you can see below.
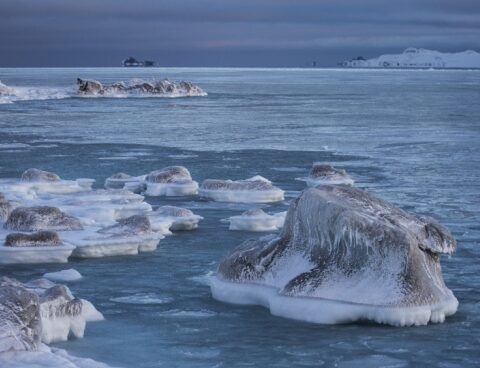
[297,164,354,186]
[199,175,284,203]
[225,209,286,232]
[43,269,83,282]
[150,205,203,231]
[144,166,198,196]
[211,185,458,326]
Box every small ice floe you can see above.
[104,172,146,193]
[225,208,286,232]
[0,169,94,198]
[0,231,75,264]
[199,175,284,203]
[212,185,458,327]
[64,215,163,258]
[144,166,198,196]
[0,276,103,356]
[43,269,82,282]
[77,78,207,97]
[150,205,203,231]
[297,164,354,186]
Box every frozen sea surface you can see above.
[0,68,479,367]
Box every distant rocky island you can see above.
[122,56,156,67]
[342,48,480,69]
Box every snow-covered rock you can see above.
[150,205,203,231]
[21,169,60,183]
[211,185,458,326]
[297,164,354,186]
[343,48,480,69]
[225,209,286,232]
[5,206,83,232]
[144,166,198,196]
[199,176,284,203]
[104,173,146,193]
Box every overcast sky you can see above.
[1,0,479,67]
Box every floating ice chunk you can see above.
[150,205,203,231]
[0,231,75,264]
[43,269,82,282]
[104,172,146,193]
[65,215,163,258]
[77,78,207,97]
[21,168,60,182]
[211,185,458,326]
[297,164,354,186]
[226,209,286,232]
[199,176,284,203]
[144,166,198,196]
[5,206,83,231]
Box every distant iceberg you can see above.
[342,48,480,69]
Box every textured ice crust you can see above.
[297,164,354,186]
[226,209,286,232]
[144,166,198,196]
[212,185,458,326]
[199,176,284,203]
[77,78,207,97]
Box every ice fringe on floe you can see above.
[297,163,354,186]
[199,175,284,203]
[77,78,207,97]
[43,269,83,282]
[211,185,458,326]
[144,166,199,196]
[0,277,108,367]
[150,205,203,231]
[225,209,286,232]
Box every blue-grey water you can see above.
[0,68,479,367]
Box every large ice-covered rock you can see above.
[211,185,458,326]
[343,48,480,69]
[150,205,203,231]
[77,78,207,97]
[144,166,198,196]
[5,206,83,231]
[199,176,284,203]
[226,209,286,232]
[298,164,354,186]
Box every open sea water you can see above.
[0,68,479,367]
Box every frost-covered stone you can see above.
[199,176,284,203]
[212,185,458,326]
[21,169,60,183]
[77,78,207,97]
[5,206,83,231]
[144,166,198,196]
[4,231,62,247]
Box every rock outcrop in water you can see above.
[298,164,354,186]
[21,168,61,182]
[5,206,83,232]
[77,78,206,97]
[211,185,458,326]
[4,231,62,247]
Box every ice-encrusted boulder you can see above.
[98,214,152,236]
[144,166,198,196]
[151,205,203,231]
[21,169,60,183]
[199,175,284,203]
[303,164,354,186]
[0,276,102,352]
[5,231,62,247]
[4,206,83,231]
[0,193,12,221]
[226,208,286,232]
[211,185,458,326]
[0,277,41,353]
[104,172,146,192]
[77,78,207,97]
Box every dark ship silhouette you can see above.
[122,57,156,67]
